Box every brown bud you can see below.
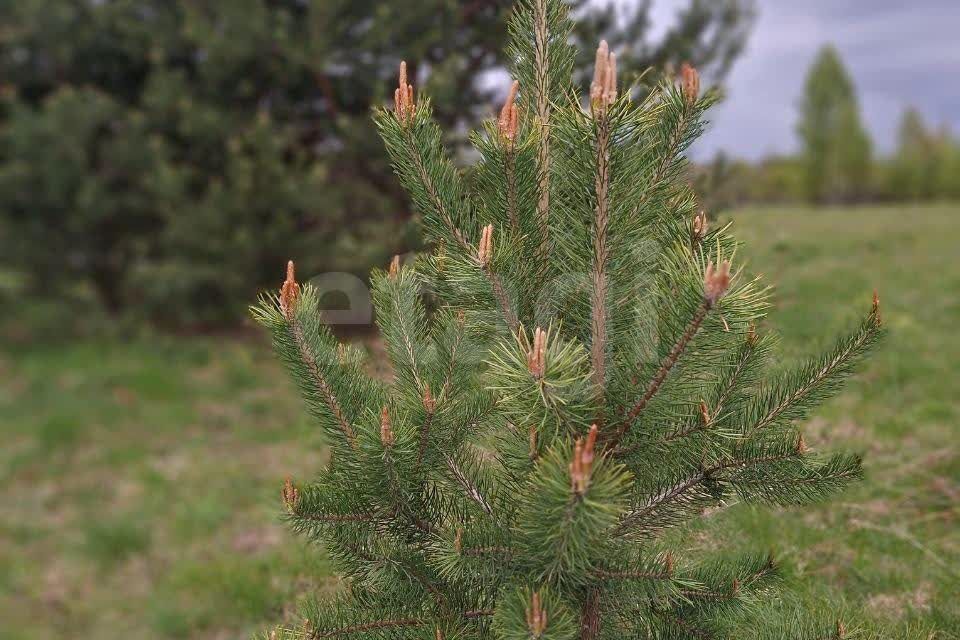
[336,343,348,364]
[525,591,547,637]
[570,439,584,492]
[796,433,808,455]
[380,406,394,447]
[282,477,299,513]
[435,628,443,640]
[388,254,400,279]
[527,327,547,378]
[680,62,700,104]
[872,290,881,326]
[731,579,740,596]
[699,400,710,426]
[704,259,732,304]
[477,224,494,267]
[570,424,599,494]
[279,260,300,319]
[664,551,675,576]
[422,383,435,414]
[582,424,598,471]
[835,620,846,639]
[590,40,617,114]
[454,528,463,553]
[394,61,416,124]
[498,80,520,145]
[691,210,708,244]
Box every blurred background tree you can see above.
[796,45,871,205]
[0,0,754,326]
[881,108,960,202]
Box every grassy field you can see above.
[1,204,957,639]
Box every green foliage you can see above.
[796,46,872,204]
[253,3,881,639]
[879,107,960,202]
[0,0,754,325]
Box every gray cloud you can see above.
[644,0,960,159]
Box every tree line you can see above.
[694,45,960,211]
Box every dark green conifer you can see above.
[254,2,882,638]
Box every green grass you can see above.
[0,203,957,638]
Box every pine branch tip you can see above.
[394,60,416,124]
[590,40,617,113]
[570,425,599,494]
[280,260,300,319]
[681,62,700,104]
[422,383,435,413]
[691,210,708,245]
[699,400,710,425]
[380,406,394,447]
[388,254,400,278]
[704,259,732,304]
[498,80,520,145]
[525,591,547,638]
[282,477,299,514]
[477,224,494,267]
[527,327,547,378]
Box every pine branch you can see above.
[461,546,512,557]
[373,268,429,397]
[416,408,435,470]
[505,146,520,234]
[679,585,739,602]
[288,317,358,449]
[712,333,762,415]
[613,470,709,537]
[253,283,364,453]
[579,588,602,640]
[310,618,423,639]
[590,568,671,581]
[508,0,574,278]
[745,304,882,435]
[375,98,472,253]
[437,312,468,402]
[404,129,469,251]
[383,448,436,535]
[483,264,520,334]
[662,613,713,639]
[294,513,377,524]
[444,453,494,516]
[533,0,553,262]
[608,298,712,449]
[589,115,612,395]
[630,77,710,222]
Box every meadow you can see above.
[1,204,957,639]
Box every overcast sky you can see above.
[644,0,960,160]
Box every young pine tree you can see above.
[253,2,882,638]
